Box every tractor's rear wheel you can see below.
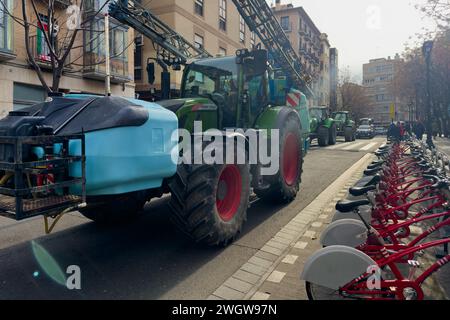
[318,126,330,147]
[255,116,303,204]
[169,143,251,247]
[329,124,337,145]
[344,127,353,142]
[80,191,148,224]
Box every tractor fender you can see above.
[320,219,368,247]
[301,245,377,290]
[332,205,372,223]
[275,107,302,130]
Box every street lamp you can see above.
[422,40,434,148]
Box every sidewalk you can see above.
[208,154,375,300]
[208,151,449,301]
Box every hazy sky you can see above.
[273,0,438,81]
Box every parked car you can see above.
[356,125,375,139]
[374,126,387,136]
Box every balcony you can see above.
[83,51,132,84]
[28,35,71,70]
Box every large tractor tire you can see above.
[80,191,148,225]
[169,142,251,247]
[344,127,353,142]
[329,124,337,145]
[255,116,303,204]
[318,126,330,147]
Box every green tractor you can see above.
[161,48,311,246]
[309,107,337,147]
[332,111,356,142]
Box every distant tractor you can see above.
[333,111,356,142]
[308,107,337,147]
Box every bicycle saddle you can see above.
[364,167,382,176]
[365,175,381,186]
[336,199,371,213]
[349,185,377,197]
[367,162,383,170]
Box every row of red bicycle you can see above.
[301,139,450,300]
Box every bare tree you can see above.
[20,0,86,93]
[338,68,371,120]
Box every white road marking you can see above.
[360,142,378,151]
[342,142,365,151]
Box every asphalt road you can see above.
[0,137,385,300]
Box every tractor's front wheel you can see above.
[169,144,251,247]
[318,126,330,147]
[255,116,303,204]
[344,127,353,142]
[329,124,337,145]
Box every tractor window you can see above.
[247,74,266,114]
[181,59,238,99]
[310,109,325,120]
[333,113,347,122]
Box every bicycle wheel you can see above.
[306,282,352,300]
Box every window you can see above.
[280,16,290,31]
[194,34,204,49]
[13,83,46,110]
[194,0,204,16]
[219,47,227,56]
[219,0,227,31]
[0,0,13,52]
[239,16,245,43]
[84,18,129,77]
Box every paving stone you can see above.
[233,270,261,285]
[282,255,299,265]
[294,241,308,249]
[241,262,268,276]
[267,240,288,250]
[248,256,274,269]
[255,250,279,262]
[311,222,323,228]
[207,295,224,300]
[251,292,271,300]
[267,271,286,283]
[303,230,317,239]
[224,277,253,293]
[214,285,245,300]
[272,236,292,245]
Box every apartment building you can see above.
[329,47,339,110]
[135,0,258,99]
[0,0,135,116]
[363,55,406,126]
[317,33,330,107]
[272,1,330,107]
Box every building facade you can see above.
[135,0,258,99]
[316,33,330,107]
[272,1,330,107]
[0,0,135,116]
[329,47,339,110]
[363,55,406,126]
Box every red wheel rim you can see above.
[216,165,242,222]
[283,133,300,186]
